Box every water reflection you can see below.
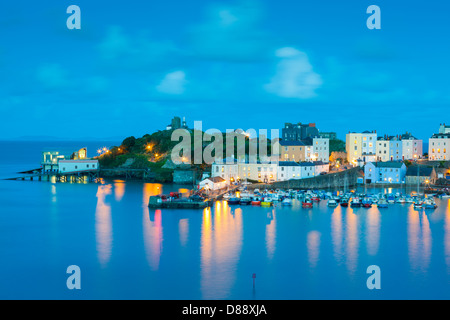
[201,201,243,299]
[446,201,450,272]
[142,183,164,271]
[345,208,359,276]
[265,210,276,260]
[179,219,189,247]
[366,207,380,256]
[407,205,432,274]
[113,180,125,201]
[331,206,343,264]
[95,184,113,268]
[307,230,321,269]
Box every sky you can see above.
[1,0,449,141]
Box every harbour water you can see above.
[0,141,449,299]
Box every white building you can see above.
[198,176,227,191]
[211,160,239,184]
[364,162,407,184]
[429,133,450,160]
[346,131,377,165]
[277,161,302,181]
[309,137,329,163]
[376,136,402,162]
[58,160,99,173]
[401,133,423,160]
[238,162,278,183]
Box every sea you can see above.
[0,140,449,299]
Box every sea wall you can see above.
[248,167,363,190]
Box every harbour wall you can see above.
[247,167,363,190]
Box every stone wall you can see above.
[248,167,363,190]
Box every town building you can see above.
[401,133,423,160]
[364,162,407,184]
[405,166,434,185]
[428,133,450,160]
[238,162,278,183]
[198,176,227,191]
[282,122,319,141]
[211,159,239,184]
[279,137,329,163]
[166,116,188,131]
[277,161,302,181]
[58,160,99,174]
[439,123,450,134]
[41,151,66,172]
[376,135,403,162]
[346,131,377,165]
[319,132,337,140]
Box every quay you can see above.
[5,168,99,183]
[148,196,212,209]
[148,185,239,209]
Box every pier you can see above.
[5,169,99,183]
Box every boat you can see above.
[424,198,437,209]
[377,199,388,208]
[350,197,361,207]
[223,193,231,200]
[340,197,350,207]
[239,196,252,205]
[302,198,313,208]
[281,198,292,206]
[311,194,320,202]
[397,196,406,204]
[362,198,372,208]
[413,200,423,209]
[261,197,273,207]
[227,197,240,205]
[251,196,261,206]
[405,196,414,203]
[387,194,396,204]
[327,199,338,207]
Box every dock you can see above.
[148,196,212,209]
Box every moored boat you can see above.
[227,197,240,205]
[327,199,338,207]
[377,199,388,208]
[302,198,313,208]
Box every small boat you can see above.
[340,198,350,207]
[261,197,273,207]
[327,199,338,207]
[302,198,313,208]
[223,193,231,200]
[424,199,437,209]
[311,194,320,202]
[350,197,361,207]
[413,200,423,209]
[239,196,252,205]
[387,195,395,204]
[405,196,414,203]
[362,198,372,208]
[377,199,388,208]
[397,196,406,204]
[227,197,240,205]
[251,196,261,206]
[281,198,292,206]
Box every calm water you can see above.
[0,141,449,299]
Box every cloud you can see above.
[36,64,69,89]
[265,47,322,99]
[189,0,272,62]
[98,26,182,71]
[156,71,187,95]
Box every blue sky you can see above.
[1,0,449,141]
